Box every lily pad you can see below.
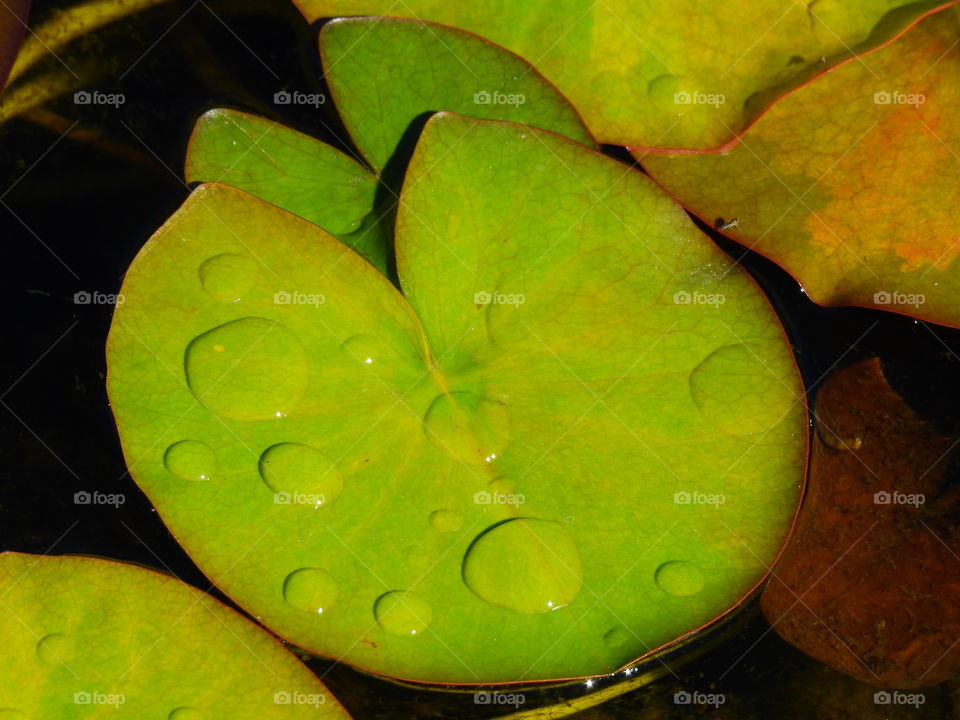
[185,18,593,276]
[294,0,953,149]
[108,112,805,683]
[0,552,351,718]
[640,6,960,327]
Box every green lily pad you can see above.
[0,552,351,718]
[108,112,805,683]
[185,18,593,277]
[294,0,951,149]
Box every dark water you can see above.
[2,1,960,717]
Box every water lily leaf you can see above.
[0,552,351,718]
[0,0,29,91]
[107,112,805,684]
[185,18,593,277]
[641,6,960,327]
[185,109,389,271]
[294,0,954,149]
[762,359,960,689]
[319,17,594,173]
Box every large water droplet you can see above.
[374,590,432,636]
[283,568,339,614]
[197,253,257,302]
[259,443,343,506]
[340,333,379,365]
[168,709,203,720]
[36,633,68,664]
[163,440,216,482]
[603,627,629,648]
[429,509,463,532]
[689,343,790,434]
[422,391,508,465]
[185,317,309,421]
[462,518,582,614]
[654,560,705,597]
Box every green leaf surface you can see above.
[108,113,805,684]
[184,18,593,276]
[640,5,960,328]
[320,16,595,173]
[185,108,389,271]
[294,0,955,150]
[0,553,351,719]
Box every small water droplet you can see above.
[422,392,508,465]
[603,627,629,648]
[340,333,379,365]
[462,518,582,614]
[185,317,309,421]
[374,590,432,636]
[283,568,339,614]
[197,253,257,302]
[168,708,203,720]
[654,560,705,597]
[163,440,216,482]
[429,509,463,532]
[689,344,790,434]
[259,443,343,506]
[35,633,67,664]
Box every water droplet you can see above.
[646,73,682,102]
[283,568,339,614]
[259,443,343,505]
[185,317,309,421]
[163,440,216,482]
[603,627,629,648]
[689,344,791,434]
[374,590,432,636]
[462,518,582,614]
[429,509,463,532]
[654,561,705,597]
[35,634,67,664]
[168,709,203,720]
[197,253,257,302]
[422,391,509,465]
[340,334,379,365]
